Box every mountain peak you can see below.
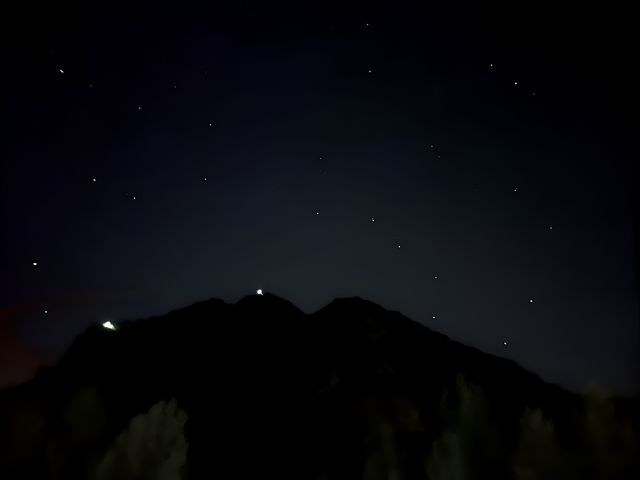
[4,293,630,480]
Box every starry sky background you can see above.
[1,0,638,393]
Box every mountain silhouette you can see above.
[0,294,637,479]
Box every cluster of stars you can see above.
[45,31,553,357]
[427,144,441,159]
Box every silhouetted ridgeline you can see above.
[0,294,638,479]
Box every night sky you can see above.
[1,0,638,393]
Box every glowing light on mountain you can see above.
[102,321,117,331]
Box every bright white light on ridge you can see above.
[102,321,116,331]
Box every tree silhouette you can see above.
[91,398,188,480]
[513,407,577,480]
[426,375,504,480]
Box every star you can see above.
[503,341,508,346]
[548,226,553,230]
[513,186,518,192]
[368,69,373,74]
[396,244,401,249]
[137,106,142,111]
[434,275,438,279]
[529,298,534,303]
[209,122,213,127]
[513,81,518,86]
[371,217,375,223]
[430,144,434,149]
[256,289,263,295]
[58,68,64,74]
[44,310,48,314]
[92,178,96,182]
[432,315,436,320]
[203,177,208,181]
[32,262,38,267]
[315,211,320,216]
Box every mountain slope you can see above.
[0,294,636,480]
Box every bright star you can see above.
[256,289,263,295]
[529,298,534,303]
[59,68,64,74]
[503,341,508,346]
[513,81,518,86]
[371,217,375,223]
[32,262,38,266]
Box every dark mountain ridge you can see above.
[0,294,637,479]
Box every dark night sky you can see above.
[1,0,638,393]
